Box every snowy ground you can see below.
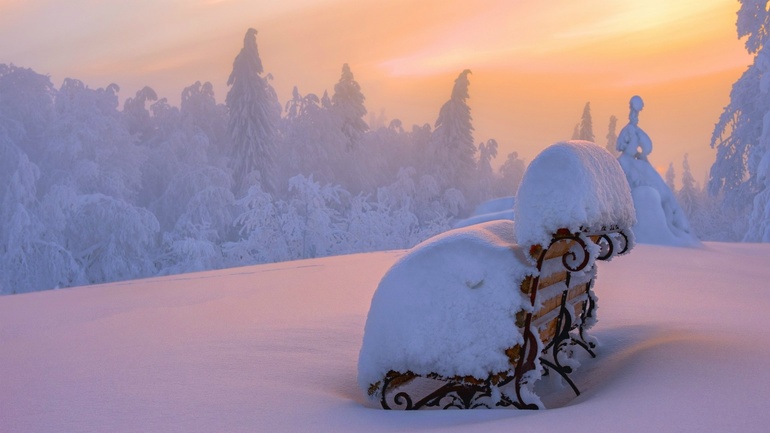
[2,243,769,432]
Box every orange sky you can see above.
[0,0,753,186]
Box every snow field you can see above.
[2,243,770,432]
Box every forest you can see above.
[1,17,768,294]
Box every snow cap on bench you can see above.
[514,140,635,247]
[357,220,534,395]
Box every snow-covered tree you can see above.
[0,64,55,161]
[498,151,525,196]
[332,63,368,149]
[428,69,476,195]
[711,1,770,203]
[224,183,288,265]
[678,154,700,218]
[709,1,770,240]
[606,115,618,156]
[61,193,159,284]
[45,79,144,201]
[226,28,281,194]
[578,102,595,142]
[123,86,158,140]
[281,174,346,259]
[342,171,420,253]
[279,86,343,188]
[0,151,81,293]
[477,138,498,202]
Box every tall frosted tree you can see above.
[710,0,770,240]
[679,154,699,215]
[577,102,595,142]
[226,28,280,194]
[332,63,368,149]
[429,69,476,193]
[711,0,769,200]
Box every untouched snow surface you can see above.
[2,243,770,432]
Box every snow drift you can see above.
[2,243,770,432]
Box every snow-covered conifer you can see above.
[710,1,770,239]
[578,102,595,142]
[332,63,368,149]
[606,115,618,156]
[679,154,700,216]
[498,151,525,196]
[429,70,476,194]
[226,28,281,194]
[710,1,770,198]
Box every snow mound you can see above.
[514,141,635,247]
[357,220,534,393]
[615,96,700,247]
[618,151,700,247]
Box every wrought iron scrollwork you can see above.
[379,374,528,410]
[596,230,631,261]
[597,234,615,260]
[615,230,630,255]
[546,232,591,272]
[539,290,581,396]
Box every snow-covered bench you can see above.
[358,141,636,410]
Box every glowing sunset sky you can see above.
[0,0,753,184]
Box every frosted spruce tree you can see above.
[578,102,595,142]
[709,0,770,242]
[332,63,368,150]
[226,28,280,194]
[429,69,476,195]
[710,0,770,241]
[679,154,700,216]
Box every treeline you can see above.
[0,31,525,294]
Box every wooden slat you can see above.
[537,270,567,291]
[541,239,576,261]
